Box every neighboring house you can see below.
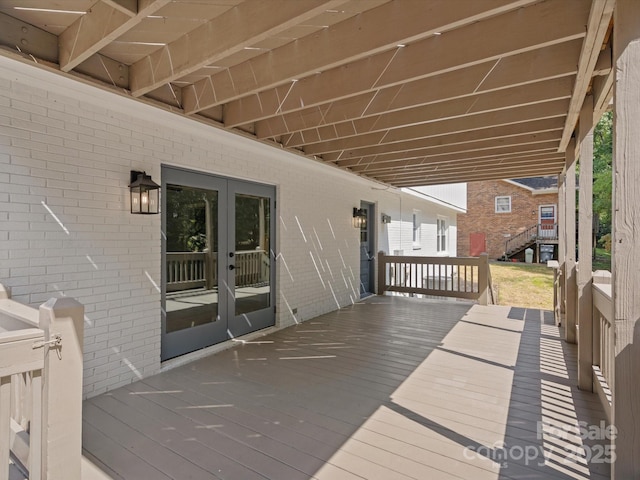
[457,177,559,262]
[0,57,462,398]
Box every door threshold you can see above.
[359,292,376,300]
[160,326,279,373]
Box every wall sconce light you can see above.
[352,207,366,228]
[129,170,160,214]
[381,213,391,224]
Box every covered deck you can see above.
[82,296,609,480]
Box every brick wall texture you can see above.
[0,56,461,397]
[457,180,558,259]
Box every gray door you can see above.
[161,166,275,360]
[359,202,375,297]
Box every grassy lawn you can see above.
[489,262,554,311]
[593,247,611,271]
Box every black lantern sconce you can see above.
[352,207,366,228]
[129,171,160,214]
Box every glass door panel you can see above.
[161,167,229,361]
[165,184,218,333]
[227,181,275,338]
[234,194,271,315]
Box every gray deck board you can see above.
[83,296,610,479]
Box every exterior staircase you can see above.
[504,223,558,260]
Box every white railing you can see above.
[235,250,270,287]
[167,250,269,292]
[592,271,613,421]
[377,253,491,305]
[0,284,83,480]
[166,252,211,292]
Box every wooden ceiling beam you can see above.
[281,77,573,148]
[356,157,561,180]
[346,143,561,173]
[375,161,565,184]
[323,118,566,162]
[59,0,171,72]
[558,0,615,151]
[388,165,564,187]
[182,0,538,116]
[255,40,582,137]
[335,131,562,168]
[0,11,58,63]
[130,0,342,97]
[303,98,569,155]
[221,0,590,126]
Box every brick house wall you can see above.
[457,179,558,259]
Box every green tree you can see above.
[593,111,612,237]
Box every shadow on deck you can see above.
[82,296,610,480]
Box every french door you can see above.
[161,166,275,360]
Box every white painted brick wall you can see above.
[0,56,462,398]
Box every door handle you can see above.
[229,265,235,270]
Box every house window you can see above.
[437,216,448,253]
[495,196,512,213]
[412,211,421,249]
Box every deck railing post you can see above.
[564,139,578,344]
[38,298,84,480]
[377,251,386,295]
[478,253,489,306]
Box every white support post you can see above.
[612,1,640,477]
[564,139,577,344]
[38,298,84,480]
[557,173,566,324]
[577,95,594,391]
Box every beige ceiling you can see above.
[0,0,614,186]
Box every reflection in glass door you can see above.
[161,167,275,361]
[165,184,219,333]
[227,184,274,338]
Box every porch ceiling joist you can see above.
[345,143,562,174]
[335,131,563,168]
[129,0,343,97]
[59,0,171,72]
[375,160,565,184]
[352,151,564,175]
[280,77,573,148]
[322,118,566,162]
[303,99,569,155]
[221,0,590,128]
[182,0,540,117]
[255,40,582,139]
[388,164,565,187]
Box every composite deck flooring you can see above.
[82,296,610,480]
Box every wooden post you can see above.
[612,1,640,476]
[376,251,386,295]
[564,139,577,344]
[557,173,566,324]
[38,298,84,480]
[477,253,489,306]
[577,95,594,391]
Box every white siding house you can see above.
[0,56,463,398]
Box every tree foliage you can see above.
[593,111,612,236]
